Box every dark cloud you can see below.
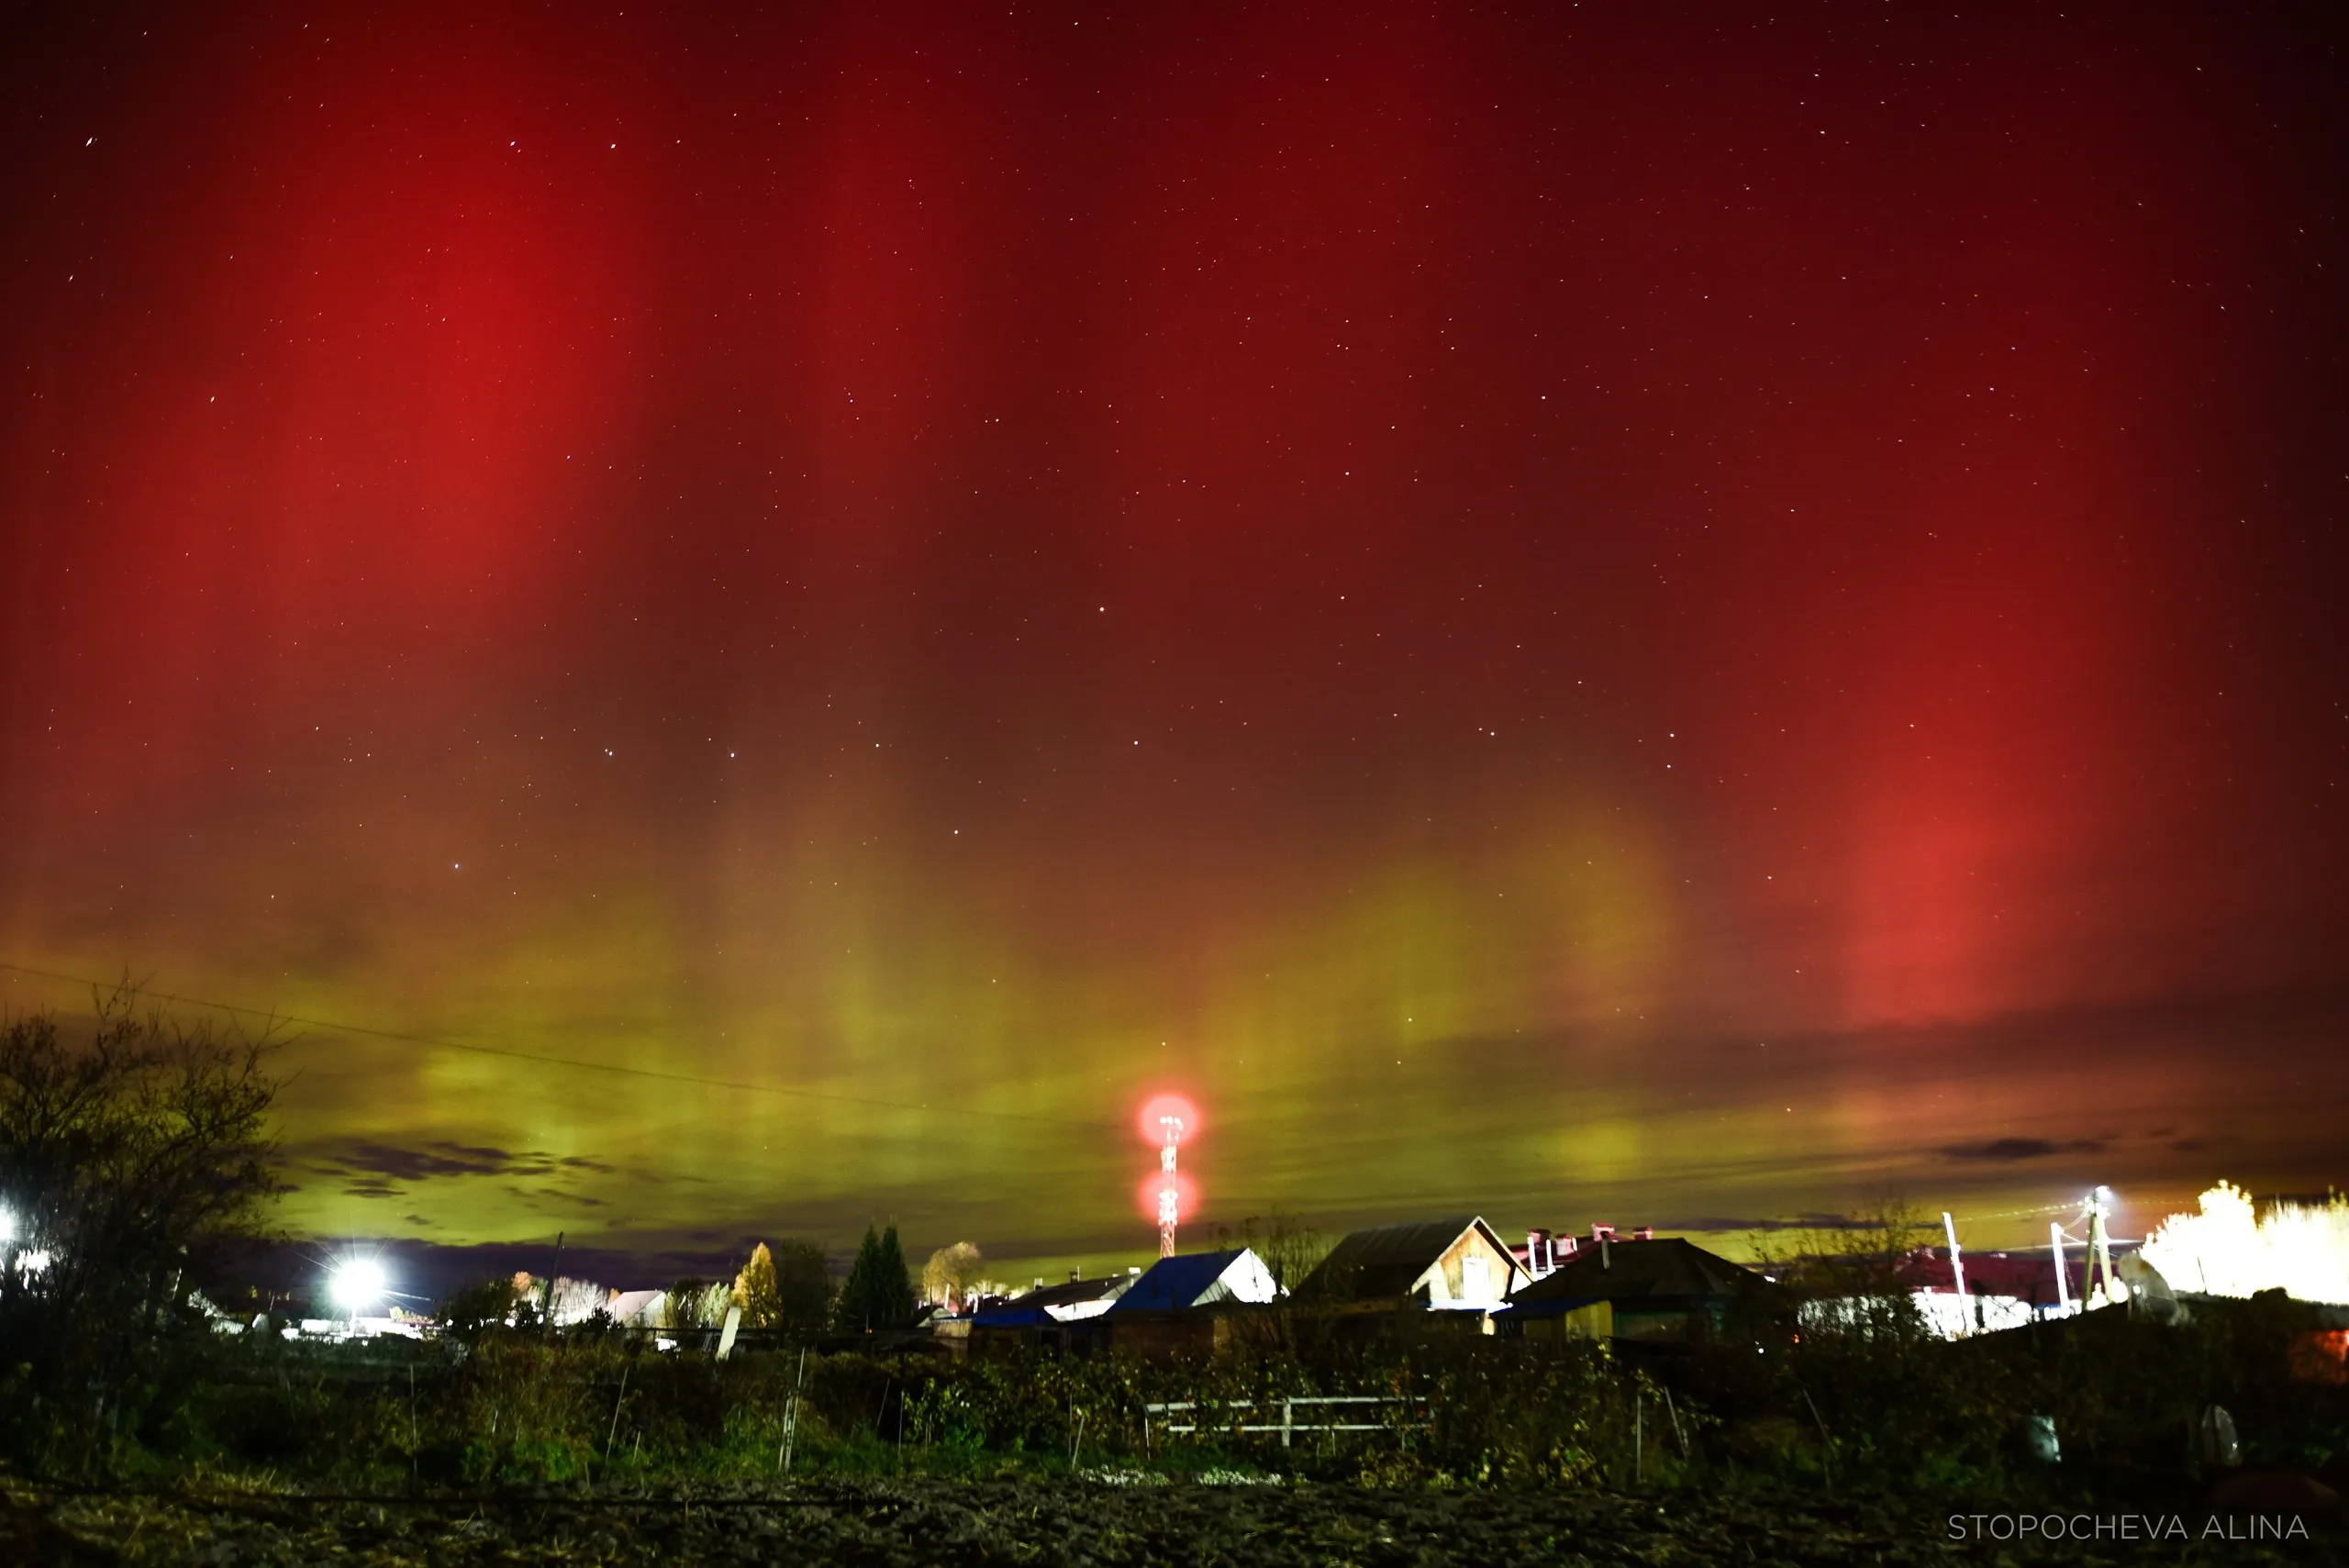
[305,1140,620,1184]
[2171,1139,2206,1154]
[1938,1137,2106,1163]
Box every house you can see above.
[1299,1216,1529,1313]
[966,1273,1140,1356]
[606,1289,668,1329]
[1497,1232,1764,1341]
[1107,1248,1279,1314]
[1052,1248,1284,1359]
[1824,1244,2071,1339]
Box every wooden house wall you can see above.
[1421,1225,1526,1307]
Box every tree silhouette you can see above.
[0,986,279,1450]
[833,1222,917,1331]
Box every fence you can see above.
[1141,1395,1427,1451]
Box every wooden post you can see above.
[778,1346,806,1476]
[542,1232,564,1339]
[605,1360,631,1465]
[1634,1393,1642,1485]
[1799,1386,1833,1490]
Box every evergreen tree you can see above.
[877,1223,915,1321]
[833,1221,918,1331]
[733,1242,782,1329]
[769,1239,834,1337]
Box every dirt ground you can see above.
[5,1474,2343,1566]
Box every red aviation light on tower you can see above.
[1134,1092,1202,1258]
[1135,1169,1199,1229]
[1135,1093,1201,1146]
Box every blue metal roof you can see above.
[1106,1250,1245,1313]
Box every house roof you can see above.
[972,1302,1055,1328]
[1008,1275,1129,1308]
[1506,1236,1761,1307]
[1896,1247,2074,1300]
[1107,1250,1253,1313]
[974,1274,1131,1327]
[1301,1216,1517,1302]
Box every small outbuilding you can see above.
[1299,1216,1530,1312]
[1497,1234,1764,1341]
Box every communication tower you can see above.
[1157,1113,1185,1258]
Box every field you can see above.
[4,1285,2347,1563]
[6,1473,2343,1566]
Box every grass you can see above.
[6,1287,2343,1514]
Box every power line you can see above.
[0,961,1116,1133]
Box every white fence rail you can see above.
[1141,1395,1426,1450]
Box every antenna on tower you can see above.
[1157,1113,1185,1258]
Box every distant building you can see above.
[967,1273,1140,1355]
[1108,1248,1279,1314]
[606,1289,668,1329]
[1497,1232,1763,1341]
[1299,1216,1529,1312]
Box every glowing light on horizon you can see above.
[329,1256,390,1316]
[2140,1181,2349,1305]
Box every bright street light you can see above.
[329,1257,388,1316]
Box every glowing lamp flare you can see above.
[330,1257,389,1315]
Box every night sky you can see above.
[5,3,2345,1280]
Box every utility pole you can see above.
[2050,1222,2070,1314]
[1943,1212,1970,1336]
[2086,1186,2120,1305]
[542,1231,564,1339]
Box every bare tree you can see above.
[0,984,281,1447]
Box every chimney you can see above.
[1070,1268,1082,1283]
[1633,1227,1654,1241]
[1555,1235,1579,1260]
[1527,1228,1551,1276]
[1592,1223,1617,1243]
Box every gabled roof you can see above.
[1507,1236,1761,1307]
[972,1302,1054,1328]
[1301,1216,1520,1302]
[1106,1249,1269,1313]
[974,1274,1132,1327]
[1010,1275,1130,1311]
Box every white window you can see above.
[1462,1254,1491,1305]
